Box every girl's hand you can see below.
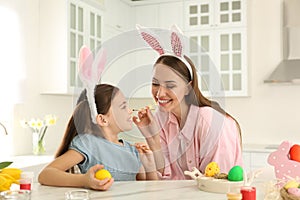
[132,106,160,139]
[134,143,156,172]
[84,164,114,191]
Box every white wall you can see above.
[0,0,299,157]
[0,0,74,156]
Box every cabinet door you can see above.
[184,0,215,31]
[88,7,102,51]
[184,0,246,31]
[250,152,270,171]
[68,0,103,89]
[69,1,85,88]
[186,31,219,96]
[214,28,247,96]
[215,0,246,28]
[242,152,251,172]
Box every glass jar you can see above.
[0,190,31,200]
[65,190,90,200]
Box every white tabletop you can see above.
[29,179,269,200]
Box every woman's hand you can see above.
[132,106,160,139]
[133,107,165,173]
[84,164,114,191]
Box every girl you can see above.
[38,85,157,190]
[133,25,243,180]
[38,46,157,191]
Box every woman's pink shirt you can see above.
[155,104,243,180]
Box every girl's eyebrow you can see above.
[152,78,158,82]
[119,101,126,108]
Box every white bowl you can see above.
[195,176,244,193]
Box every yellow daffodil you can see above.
[36,119,44,130]
[45,114,57,126]
[20,114,57,154]
[28,119,37,129]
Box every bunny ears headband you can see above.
[136,24,193,80]
[78,46,106,124]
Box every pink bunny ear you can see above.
[78,45,94,84]
[136,24,165,55]
[171,24,184,57]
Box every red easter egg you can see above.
[290,144,300,162]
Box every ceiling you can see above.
[121,0,181,6]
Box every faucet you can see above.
[0,122,8,135]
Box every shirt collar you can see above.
[167,104,199,141]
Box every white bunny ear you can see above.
[77,45,107,124]
[136,24,165,55]
[170,24,184,57]
[78,45,94,86]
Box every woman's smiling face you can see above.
[151,63,189,112]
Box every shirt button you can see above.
[188,160,192,164]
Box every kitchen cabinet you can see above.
[242,145,275,172]
[132,0,248,97]
[39,0,103,94]
[134,2,184,29]
[184,0,248,97]
[102,0,134,39]
[39,0,247,97]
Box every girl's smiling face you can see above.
[108,91,133,132]
[152,63,190,113]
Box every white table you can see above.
[29,178,270,200]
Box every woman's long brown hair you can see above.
[155,55,242,143]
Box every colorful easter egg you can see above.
[95,169,112,180]
[290,144,300,162]
[284,180,300,189]
[287,188,300,197]
[205,162,220,177]
[228,166,244,181]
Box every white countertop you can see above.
[29,166,277,200]
[27,178,271,200]
[1,147,278,199]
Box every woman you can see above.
[133,25,243,180]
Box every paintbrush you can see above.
[132,108,155,111]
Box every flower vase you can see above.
[32,131,45,155]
